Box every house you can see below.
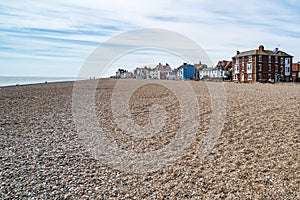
[166,71,176,80]
[149,68,159,79]
[232,45,293,82]
[134,66,150,79]
[292,62,300,82]
[199,68,224,80]
[115,69,133,79]
[156,63,173,79]
[176,63,196,80]
[121,71,133,79]
[216,60,232,71]
[194,61,208,80]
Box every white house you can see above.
[120,71,133,78]
[149,68,159,79]
[134,67,150,79]
[166,71,176,80]
[199,68,224,80]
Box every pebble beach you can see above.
[1,79,299,199]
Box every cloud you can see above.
[0,0,299,76]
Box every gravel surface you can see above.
[1,79,299,199]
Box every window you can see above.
[248,74,252,80]
[242,57,244,63]
[268,55,272,63]
[234,74,238,80]
[259,64,262,71]
[280,66,283,72]
[275,65,278,72]
[247,63,252,72]
[235,65,239,73]
[236,57,239,64]
[258,55,262,62]
[242,64,244,71]
[268,64,272,72]
[280,57,283,64]
[275,56,278,63]
[258,73,262,80]
[285,58,290,65]
[248,56,252,62]
[286,66,290,73]
[268,73,272,79]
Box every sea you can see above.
[0,76,87,87]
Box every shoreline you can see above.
[1,77,299,89]
[0,76,89,88]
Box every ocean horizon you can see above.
[0,76,88,87]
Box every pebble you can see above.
[0,80,299,199]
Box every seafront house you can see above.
[134,66,150,79]
[199,67,224,80]
[292,62,300,82]
[115,69,133,79]
[176,63,196,80]
[232,45,293,82]
[199,60,232,80]
[149,67,159,79]
[156,63,173,80]
[216,60,232,71]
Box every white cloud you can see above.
[1,0,299,76]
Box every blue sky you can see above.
[1,0,300,77]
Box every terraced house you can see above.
[232,45,293,82]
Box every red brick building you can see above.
[232,45,293,82]
[292,62,300,82]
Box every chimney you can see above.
[236,50,240,55]
[259,45,264,51]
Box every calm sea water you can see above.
[0,76,86,87]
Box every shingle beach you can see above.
[1,79,299,199]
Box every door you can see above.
[241,73,244,82]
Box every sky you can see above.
[1,0,300,77]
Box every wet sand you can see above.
[1,79,299,199]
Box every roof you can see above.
[200,67,219,72]
[175,63,194,71]
[232,46,293,58]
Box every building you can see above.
[149,68,159,79]
[134,66,150,79]
[166,71,177,80]
[292,62,300,82]
[156,63,173,79]
[216,60,232,71]
[232,45,293,82]
[176,63,196,80]
[121,71,133,79]
[115,69,133,79]
[199,68,224,80]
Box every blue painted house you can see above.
[176,63,195,80]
